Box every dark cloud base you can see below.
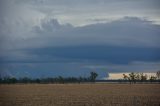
[0,17,160,78]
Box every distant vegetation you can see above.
[0,71,98,84]
[0,71,160,84]
[122,71,160,84]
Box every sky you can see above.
[0,0,160,79]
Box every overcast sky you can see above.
[0,0,160,79]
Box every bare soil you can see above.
[0,84,160,106]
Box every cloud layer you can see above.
[0,0,160,78]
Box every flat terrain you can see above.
[0,84,160,106]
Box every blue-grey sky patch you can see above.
[0,0,160,78]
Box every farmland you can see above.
[0,84,160,106]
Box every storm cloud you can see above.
[0,0,160,78]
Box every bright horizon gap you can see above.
[105,72,157,80]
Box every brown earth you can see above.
[0,84,160,106]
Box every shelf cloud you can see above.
[0,0,160,78]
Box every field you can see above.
[0,84,160,106]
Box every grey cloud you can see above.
[29,17,160,48]
[12,0,160,26]
[15,0,160,7]
[1,0,160,78]
[0,61,160,78]
[1,17,160,65]
[84,62,160,73]
[33,19,73,33]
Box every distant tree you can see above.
[0,75,2,83]
[20,77,31,83]
[123,74,128,80]
[35,78,41,83]
[123,72,148,84]
[156,70,160,83]
[10,77,17,83]
[129,72,137,84]
[140,73,147,83]
[58,76,64,84]
[78,76,83,84]
[156,70,160,79]
[135,73,141,81]
[90,72,98,82]
[123,74,131,84]
[149,75,157,83]
[3,77,11,84]
[0,78,1,83]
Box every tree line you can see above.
[0,72,98,84]
[0,71,160,84]
[122,71,160,84]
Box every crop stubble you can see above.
[0,84,160,106]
